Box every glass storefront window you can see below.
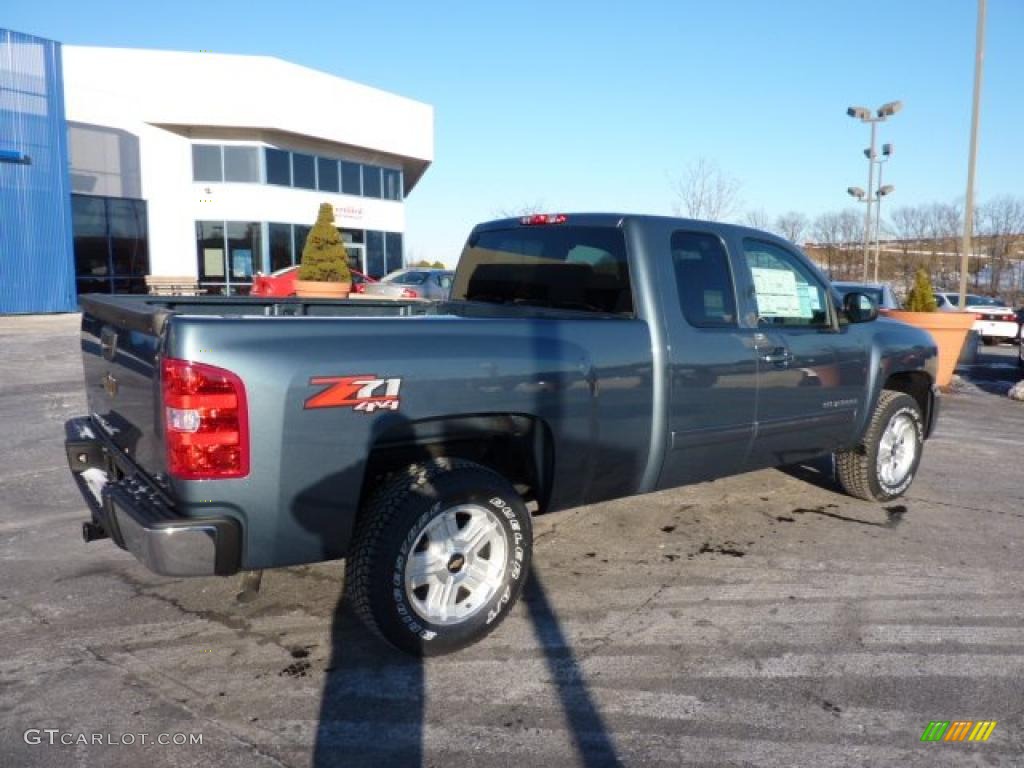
[265,148,291,186]
[192,145,222,182]
[108,199,149,278]
[383,168,403,201]
[196,220,261,294]
[293,224,312,259]
[292,153,316,190]
[366,230,385,277]
[268,223,294,272]
[317,158,339,192]
[72,196,108,281]
[362,165,383,198]
[197,221,227,282]
[385,232,404,273]
[72,195,150,294]
[224,146,260,182]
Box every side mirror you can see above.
[843,291,879,323]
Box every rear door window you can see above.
[452,226,633,315]
[670,231,738,327]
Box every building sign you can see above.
[334,205,364,222]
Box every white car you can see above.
[934,292,1018,345]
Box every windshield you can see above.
[384,271,428,285]
[945,294,1005,307]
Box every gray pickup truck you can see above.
[65,214,939,655]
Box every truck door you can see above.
[657,229,759,488]
[738,237,866,468]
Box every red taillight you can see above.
[520,213,567,226]
[401,288,419,298]
[975,313,985,321]
[161,357,249,480]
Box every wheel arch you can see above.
[883,370,936,438]
[360,413,555,514]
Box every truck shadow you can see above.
[311,561,621,767]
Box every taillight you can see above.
[161,357,249,480]
[520,213,567,225]
[975,313,985,321]
[401,288,419,298]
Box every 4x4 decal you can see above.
[304,375,402,412]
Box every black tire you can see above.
[345,458,532,656]
[835,390,924,502]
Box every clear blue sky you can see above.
[8,0,1023,264]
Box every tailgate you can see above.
[80,295,169,479]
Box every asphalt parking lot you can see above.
[2,313,1022,768]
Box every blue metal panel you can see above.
[0,29,76,314]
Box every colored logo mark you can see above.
[921,720,997,742]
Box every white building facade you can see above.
[62,46,433,294]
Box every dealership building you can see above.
[0,28,434,313]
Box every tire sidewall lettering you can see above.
[875,403,923,496]
[388,486,528,641]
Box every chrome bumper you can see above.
[110,492,239,577]
[65,416,242,577]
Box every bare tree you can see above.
[669,157,742,222]
[978,195,1024,293]
[492,200,547,219]
[775,211,808,244]
[810,212,842,276]
[836,209,863,279]
[743,208,771,230]
[886,205,930,289]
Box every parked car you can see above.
[361,268,454,300]
[66,213,939,656]
[934,292,1018,345]
[251,265,375,297]
[831,281,901,311]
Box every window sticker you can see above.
[750,266,808,318]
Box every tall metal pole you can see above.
[959,0,986,307]
[873,162,885,283]
[862,121,877,281]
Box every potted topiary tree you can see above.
[294,203,353,299]
[887,267,975,389]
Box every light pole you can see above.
[872,143,895,282]
[959,0,986,308]
[847,102,902,280]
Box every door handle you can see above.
[760,347,793,367]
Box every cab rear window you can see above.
[451,226,634,315]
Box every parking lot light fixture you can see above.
[847,102,902,280]
[847,186,866,199]
[878,101,903,117]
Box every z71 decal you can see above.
[304,375,402,412]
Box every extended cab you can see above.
[65,214,939,655]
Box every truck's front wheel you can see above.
[835,390,924,502]
[345,459,532,656]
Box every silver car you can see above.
[362,268,454,301]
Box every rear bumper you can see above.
[973,320,1018,338]
[65,417,241,577]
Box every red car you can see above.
[251,266,376,297]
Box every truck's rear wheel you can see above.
[345,459,532,656]
[835,390,924,502]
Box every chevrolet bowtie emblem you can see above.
[103,372,119,397]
